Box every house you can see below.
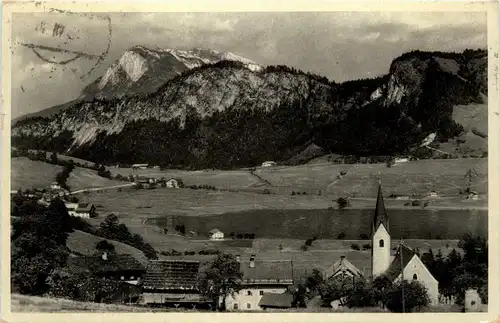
[67,252,146,285]
[225,255,295,311]
[371,182,439,305]
[209,229,224,241]
[166,178,183,188]
[50,182,61,190]
[323,255,364,283]
[258,292,294,310]
[136,179,153,189]
[142,260,213,309]
[261,161,277,167]
[428,190,439,198]
[132,164,149,169]
[467,191,479,200]
[67,252,145,303]
[65,203,97,218]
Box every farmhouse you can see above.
[166,178,183,188]
[67,252,146,285]
[261,161,277,167]
[225,255,295,311]
[428,190,440,198]
[142,260,213,309]
[209,228,224,241]
[467,191,479,200]
[371,182,439,305]
[65,203,97,218]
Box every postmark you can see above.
[19,9,112,81]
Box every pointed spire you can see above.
[372,181,389,233]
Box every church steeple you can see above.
[372,181,389,234]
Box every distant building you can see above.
[225,255,295,311]
[261,161,277,167]
[209,228,224,241]
[166,178,182,188]
[50,182,61,190]
[428,190,439,198]
[131,164,149,170]
[371,182,439,305]
[394,157,409,164]
[467,191,479,200]
[142,260,213,308]
[65,203,97,218]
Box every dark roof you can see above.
[372,183,389,234]
[258,293,294,308]
[209,228,221,234]
[67,254,145,274]
[384,244,416,281]
[239,261,294,285]
[75,203,94,212]
[143,260,200,290]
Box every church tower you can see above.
[371,181,391,278]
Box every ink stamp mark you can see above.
[20,10,112,81]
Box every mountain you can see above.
[12,48,487,170]
[13,46,261,122]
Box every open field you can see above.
[66,230,148,265]
[106,158,487,198]
[11,157,123,191]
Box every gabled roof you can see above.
[209,228,221,234]
[384,244,417,281]
[323,257,364,279]
[239,261,294,285]
[143,260,200,290]
[372,183,389,234]
[258,292,294,308]
[75,203,94,212]
[67,254,145,274]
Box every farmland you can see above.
[11,157,124,191]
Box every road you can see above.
[70,182,136,194]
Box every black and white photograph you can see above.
[2,0,498,319]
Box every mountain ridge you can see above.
[12,47,487,169]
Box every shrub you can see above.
[300,244,308,251]
[412,200,421,206]
[359,233,369,240]
[337,197,348,209]
[362,244,372,250]
[337,232,346,240]
[351,244,361,250]
[305,239,313,247]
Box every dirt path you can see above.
[70,182,136,194]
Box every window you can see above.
[471,301,476,306]
[247,303,251,309]
[247,290,252,296]
[233,303,238,310]
[379,239,384,247]
[260,291,264,296]
[413,274,418,280]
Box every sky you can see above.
[11,11,487,119]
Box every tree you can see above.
[337,197,348,209]
[344,280,378,308]
[196,253,243,311]
[95,240,115,254]
[319,275,355,306]
[384,280,430,312]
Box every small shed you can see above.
[261,161,277,167]
[166,178,183,188]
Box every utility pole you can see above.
[400,240,405,313]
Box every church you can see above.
[371,182,440,305]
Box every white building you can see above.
[50,182,61,190]
[209,229,224,241]
[131,164,149,169]
[261,161,277,167]
[65,203,97,218]
[371,182,439,305]
[225,255,294,311]
[428,190,440,198]
[394,157,409,164]
[166,178,182,188]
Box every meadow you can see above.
[11,157,123,191]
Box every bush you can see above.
[337,197,348,209]
[362,244,372,250]
[305,239,313,247]
[351,244,361,250]
[384,280,430,312]
[300,244,308,251]
[359,233,369,240]
[337,232,346,239]
[412,200,421,206]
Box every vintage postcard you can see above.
[1,1,499,323]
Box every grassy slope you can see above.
[11,157,123,191]
[66,230,148,265]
